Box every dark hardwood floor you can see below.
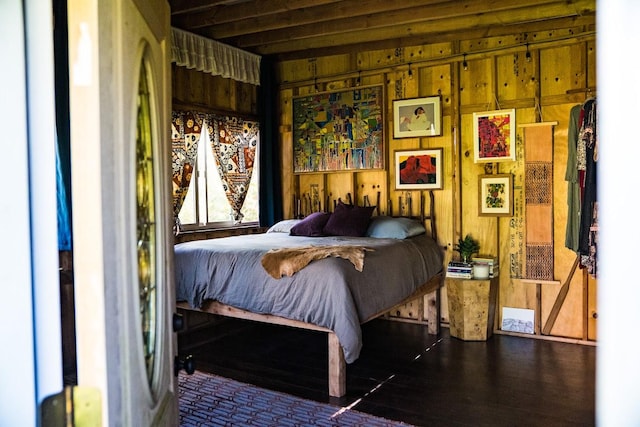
[178,316,596,427]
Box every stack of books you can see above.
[446,261,473,279]
[471,255,499,278]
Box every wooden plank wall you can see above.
[276,30,597,341]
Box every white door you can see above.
[68,0,177,425]
[0,1,62,425]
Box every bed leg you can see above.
[426,288,441,335]
[328,332,346,397]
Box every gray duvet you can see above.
[174,232,443,363]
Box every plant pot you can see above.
[473,263,490,279]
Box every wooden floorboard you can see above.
[179,317,596,426]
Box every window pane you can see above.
[205,137,232,222]
[176,117,260,227]
[177,174,196,225]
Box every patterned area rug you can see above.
[179,370,412,426]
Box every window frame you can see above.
[175,113,260,232]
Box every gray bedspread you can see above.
[174,233,443,363]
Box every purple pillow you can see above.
[323,202,375,237]
[289,212,332,237]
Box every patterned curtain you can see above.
[207,115,259,223]
[171,110,203,232]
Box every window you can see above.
[177,117,259,229]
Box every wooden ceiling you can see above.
[169,0,596,60]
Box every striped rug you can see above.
[179,370,412,426]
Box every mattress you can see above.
[174,232,443,363]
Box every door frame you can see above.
[67,0,177,425]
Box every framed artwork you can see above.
[395,148,443,190]
[473,109,516,162]
[292,85,384,173]
[478,174,513,216]
[393,96,442,138]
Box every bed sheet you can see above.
[174,233,443,363]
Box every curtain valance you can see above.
[171,27,261,86]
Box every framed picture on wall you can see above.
[393,96,442,138]
[473,109,516,162]
[478,174,513,216]
[394,148,443,190]
[292,85,384,173]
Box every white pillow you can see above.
[266,219,302,233]
[365,216,426,239]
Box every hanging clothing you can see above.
[564,98,598,277]
[564,104,582,252]
[576,98,598,276]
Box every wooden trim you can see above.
[493,329,597,346]
[542,255,581,335]
[177,300,332,333]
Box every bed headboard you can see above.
[387,191,438,244]
[294,190,438,244]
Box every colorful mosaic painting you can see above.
[293,85,384,173]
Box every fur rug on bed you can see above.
[261,245,373,278]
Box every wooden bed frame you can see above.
[176,191,444,397]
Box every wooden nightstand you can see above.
[446,276,499,341]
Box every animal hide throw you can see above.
[261,245,373,279]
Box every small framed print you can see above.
[479,174,513,216]
[395,148,443,190]
[393,96,442,138]
[473,109,516,162]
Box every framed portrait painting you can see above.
[395,148,443,190]
[473,109,516,162]
[393,96,442,138]
[478,174,513,216]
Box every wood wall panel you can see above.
[170,22,597,342]
[279,89,294,218]
[172,64,258,115]
[540,45,587,97]
[459,58,495,111]
[496,51,537,104]
[276,31,596,340]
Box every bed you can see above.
[174,196,444,397]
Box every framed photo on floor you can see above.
[393,96,442,138]
[394,148,443,190]
[478,174,513,216]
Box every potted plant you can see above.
[454,234,480,263]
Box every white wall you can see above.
[596,1,640,425]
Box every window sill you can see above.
[174,224,268,244]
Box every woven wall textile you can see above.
[521,123,557,280]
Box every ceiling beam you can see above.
[195,0,447,35]
[170,0,242,16]
[240,0,595,55]
[198,0,576,41]
[172,0,343,27]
